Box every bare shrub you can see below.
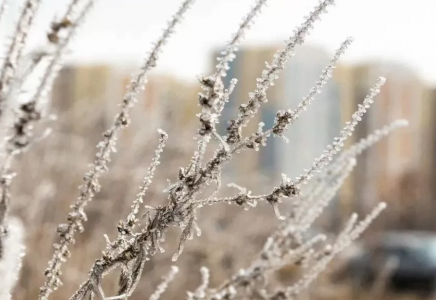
[0,0,409,300]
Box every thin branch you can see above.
[43,1,195,299]
[0,0,95,271]
[0,0,42,115]
[226,0,335,144]
[148,266,179,300]
[190,0,268,178]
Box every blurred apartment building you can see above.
[213,45,436,226]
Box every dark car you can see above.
[344,231,436,295]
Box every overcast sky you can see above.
[4,0,436,84]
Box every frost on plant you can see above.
[65,0,401,298]
[0,0,410,299]
[0,218,25,300]
[0,0,96,268]
[148,266,179,300]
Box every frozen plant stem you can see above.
[123,129,168,235]
[4,0,403,299]
[103,130,168,298]
[192,0,268,176]
[149,266,179,300]
[297,158,357,231]
[274,203,387,299]
[226,0,335,144]
[198,77,384,219]
[1,0,88,125]
[68,11,386,300]
[231,36,354,153]
[271,37,354,139]
[0,218,24,300]
[301,119,409,206]
[0,0,94,264]
[30,0,96,111]
[40,1,195,299]
[204,122,399,300]
[296,77,386,185]
[0,0,42,115]
[192,37,355,218]
[337,119,409,161]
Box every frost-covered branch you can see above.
[202,181,384,300]
[0,0,42,114]
[30,0,96,112]
[227,36,353,153]
[269,203,386,299]
[338,119,409,161]
[190,117,406,299]
[271,37,353,139]
[104,130,168,298]
[192,0,268,177]
[0,218,25,300]
[196,77,384,220]
[42,1,195,299]
[0,0,95,272]
[226,0,335,144]
[149,266,179,300]
[302,119,408,203]
[17,1,406,299]
[190,38,357,219]
[66,3,393,298]
[189,266,210,299]
[295,77,386,185]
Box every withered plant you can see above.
[0,0,408,300]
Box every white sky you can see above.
[4,0,436,84]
